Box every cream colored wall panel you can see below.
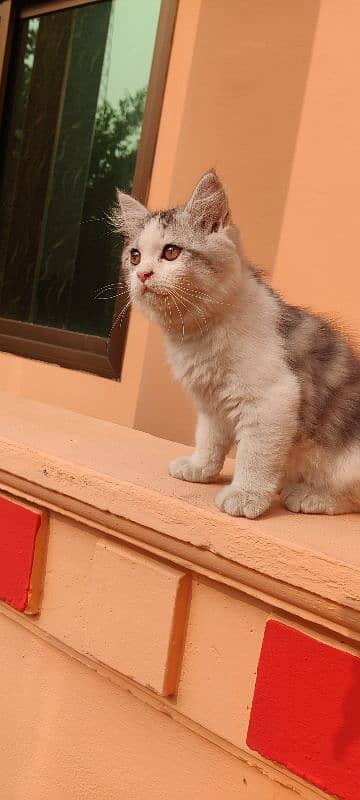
[36,516,190,695]
[177,579,265,747]
[88,538,190,695]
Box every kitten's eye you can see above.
[130,248,141,266]
[162,244,182,261]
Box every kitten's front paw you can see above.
[215,485,271,519]
[169,456,219,483]
[281,484,338,514]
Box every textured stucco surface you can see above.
[0,613,308,800]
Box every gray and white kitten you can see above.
[113,171,360,518]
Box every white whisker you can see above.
[94,280,128,300]
[172,290,207,337]
[176,280,236,308]
[163,294,171,333]
[94,289,129,302]
[107,297,132,342]
[167,290,185,343]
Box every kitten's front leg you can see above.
[216,381,298,518]
[169,412,232,483]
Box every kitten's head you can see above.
[112,171,242,334]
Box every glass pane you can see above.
[0,0,161,336]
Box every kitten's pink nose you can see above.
[137,270,153,284]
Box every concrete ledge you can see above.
[0,389,359,624]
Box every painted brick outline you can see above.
[0,496,42,611]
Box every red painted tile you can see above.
[247,620,360,800]
[0,497,42,612]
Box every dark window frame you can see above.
[0,0,178,378]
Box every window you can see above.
[0,0,177,377]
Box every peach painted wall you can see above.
[1,0,359,448]
[1,486,357,800]
[0,614,266,800]
[134,0,320,444]
[272,0,360,348]
[1,398,360,799]
[136,0,360,443]
[0,604,316,800]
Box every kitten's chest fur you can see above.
[166,328,257,420]
[169,335,228,398]
[166,287,297,427]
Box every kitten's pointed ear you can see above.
[186,170,230,231]
[112,190,149,238]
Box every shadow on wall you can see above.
[334,651,360,762]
